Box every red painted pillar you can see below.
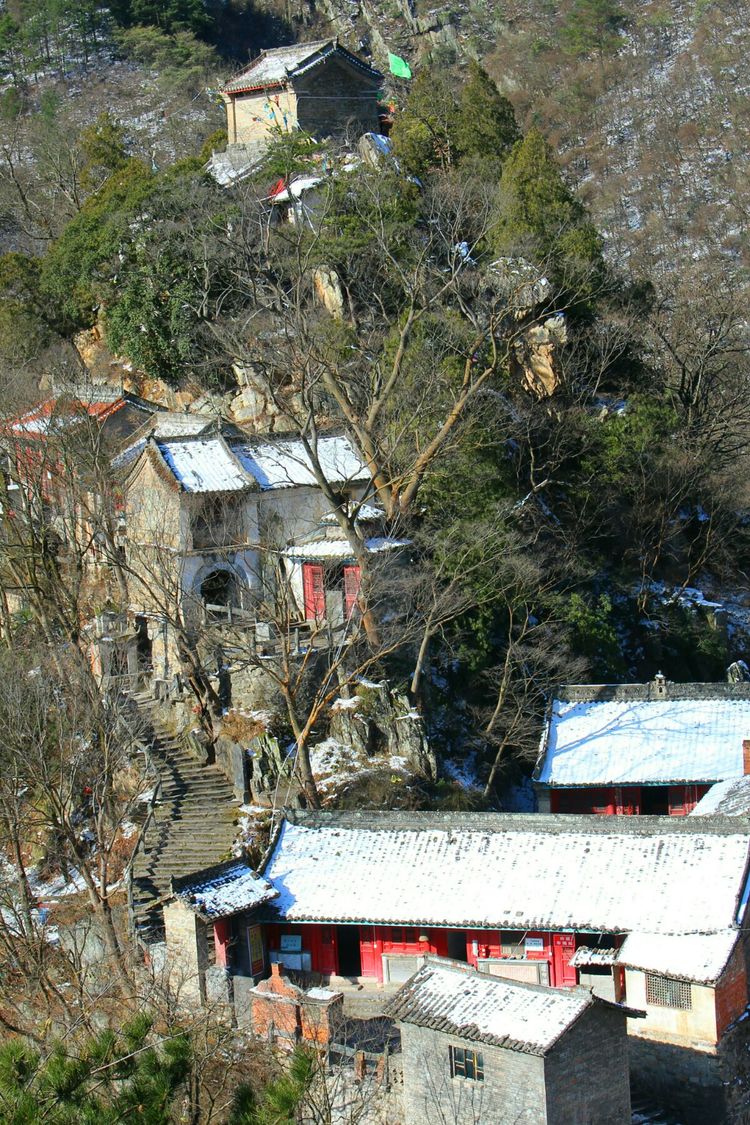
[214,918,231,968]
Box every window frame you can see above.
[645,972,692,1010]
[449,1045,484,1082]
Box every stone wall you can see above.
[544,1003,631,1124]
[399,1023,547,1125]
[163,899,209,1004]
[628,1035,725,1123]
[295,60,380,139]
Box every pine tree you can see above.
[0,1015,191,1123]
[389,67,460,176]
[456,61,520,163]
[493,127,602,280]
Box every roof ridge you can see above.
[282,808,748,836]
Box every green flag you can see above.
[388,52,412,79]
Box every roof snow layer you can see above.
[617,929,738,984]
[387,959,596,1054]
[147,432,367,494]
[262,813,750,940]
[222,41,332,92]
[232,434,367,490]
[538,697,750,786]
[173,861,277,919]
[158,439,250,493]
[692,776,750,817]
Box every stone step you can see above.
[129,696,239,923]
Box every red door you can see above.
[343,565,361,619]
[551,934,577,987]
[303,563,325,620]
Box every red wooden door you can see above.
[551,933,577,987]
[343,565,361,619]
[303,563,325,620]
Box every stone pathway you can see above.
[129,694,240,934]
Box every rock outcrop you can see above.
[328,680,436,779]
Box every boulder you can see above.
[328,681,436,778]
[512,313,568,399]
[313,267,345,320]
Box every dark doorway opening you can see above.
[135,615,152,673]
[447,930,468,962]
[336,925,362,977]
[201,569,233,607]
[640,786,670,815]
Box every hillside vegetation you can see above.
[0,0,747,788]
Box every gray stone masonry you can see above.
[544,1004,631,1125]
[295,58,380,138]
[400,1023,547,1125]
[398,1002,631,1125]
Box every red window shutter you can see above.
[343,565,361,618]
[303,564,325,620]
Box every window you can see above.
[449,1046,484,1081]
[390,927,403,943]
[646,973,692,1010]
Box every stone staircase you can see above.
[129,693,241,934]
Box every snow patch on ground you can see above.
[442,753,481,790]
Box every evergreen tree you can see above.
[562,0,629,58]
[108,0,213,36]
[0,1015,191,1123]
[389,66,460,176]
[456,61,520,163]
[493,127,603,286]
[391,62,521,177]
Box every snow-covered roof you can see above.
[691,777,750,817]
[261,813,750,948]
[617,930,738,985]
[386,958,605,1054]
[6,392,156,438]
[152,414,217,438]
[570,946,619,968]
[206,142,268,186]
[321,502,383,524]
[158,438,251,493]
[172,860,277,920]
[270,175,323,203]
[283,535,409,562]
[222,41,381,95]
[123,426,369,495]
[536,682,750,786]
[231,434,367,490]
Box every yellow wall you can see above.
[625,969,718,1047]
[224,89,298,144]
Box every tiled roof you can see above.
[123,426,369,494]
[261,812,750,945]
[222,41,332,93]
[222,40,381,95]
[617,930,739,984]
[283,534,409,562]
[7,392,156,437]
[157,437,252,493]
[691,777,750,817]
[535,686,750,786]
[385,958,601,1054]
[172,860,277,920]
[231,434,368,490]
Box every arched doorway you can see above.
[201,569,234,608]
